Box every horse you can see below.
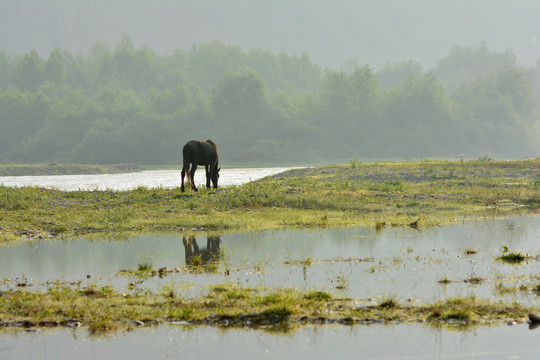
[182,235,222,266]
[181,139,220,192]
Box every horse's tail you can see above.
[182,145,192,187]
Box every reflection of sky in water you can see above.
[1,215,540,304]
[2,323,540,360]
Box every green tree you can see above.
[452,69,539,156]
[112,35,160,94]
[380,73,455,156]
[0,51,10,88]
[524,60,540,116]
[71,117,122,163]
[188,41,246,91]
[13,49,45,91]
[212,70,267,123]
[18,89,91,162]
[378,60,423,89]
[44,47,68,84]
[0,88,49,159]
[435,42,517,92]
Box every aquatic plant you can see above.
[499,252,526,263]
[438,276,452,285]
[496,247,528,264]
[464,277,484,284]
[333,273,349,290]
[378,295,399,309]
[137,261,153,272]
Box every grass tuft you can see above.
[378,295,399,309]
[496,252,527,264]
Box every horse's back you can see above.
[183,139,218,165]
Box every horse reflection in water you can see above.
[183,235,222,266]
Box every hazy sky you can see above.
[1,0,540,69]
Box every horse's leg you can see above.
[183,236,192,264]
[181,167,186,192]
[210,163,218,189]
[208,236,221,253]
[192,237,200,254]
[190,164,198,191]
[185,170,192,187]
[205,165,211,189]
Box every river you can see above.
[0,167,296,191]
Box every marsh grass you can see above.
[438,276,453,285]
[498,252,527,263]
[137,261,153,272]
[496,247,530,264]
[378,295,399,309]
[494,282,529,296]
[464,276,484,284]
[0,283,535,333]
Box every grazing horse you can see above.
[182,235,222,266]
[181,139,220,192]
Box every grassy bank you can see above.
[0,158,539,245]
[0,283,534,333]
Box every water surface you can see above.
[0,167,295,191]
[1,323,539,360]
[2,215,539,304]
[2,213,540,359]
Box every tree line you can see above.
[0,38,539,165]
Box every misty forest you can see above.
[1,2,540,166]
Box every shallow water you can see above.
[1,323,540,360]
[2,214,540,359]
[0,167,295,191]
[2,215,540,305]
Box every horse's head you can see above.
[212,167,220,189]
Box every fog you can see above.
[2,1,539,69]
[1,1,540,164]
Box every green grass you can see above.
[137,261,153,272]
[1,158,539,245]
[497,252,528,264]
[496,246,531,264]
[0,284,533,333]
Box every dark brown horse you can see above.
[181,139,220,192]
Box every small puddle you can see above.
[1,323,540,360]
[2,215,540,304]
